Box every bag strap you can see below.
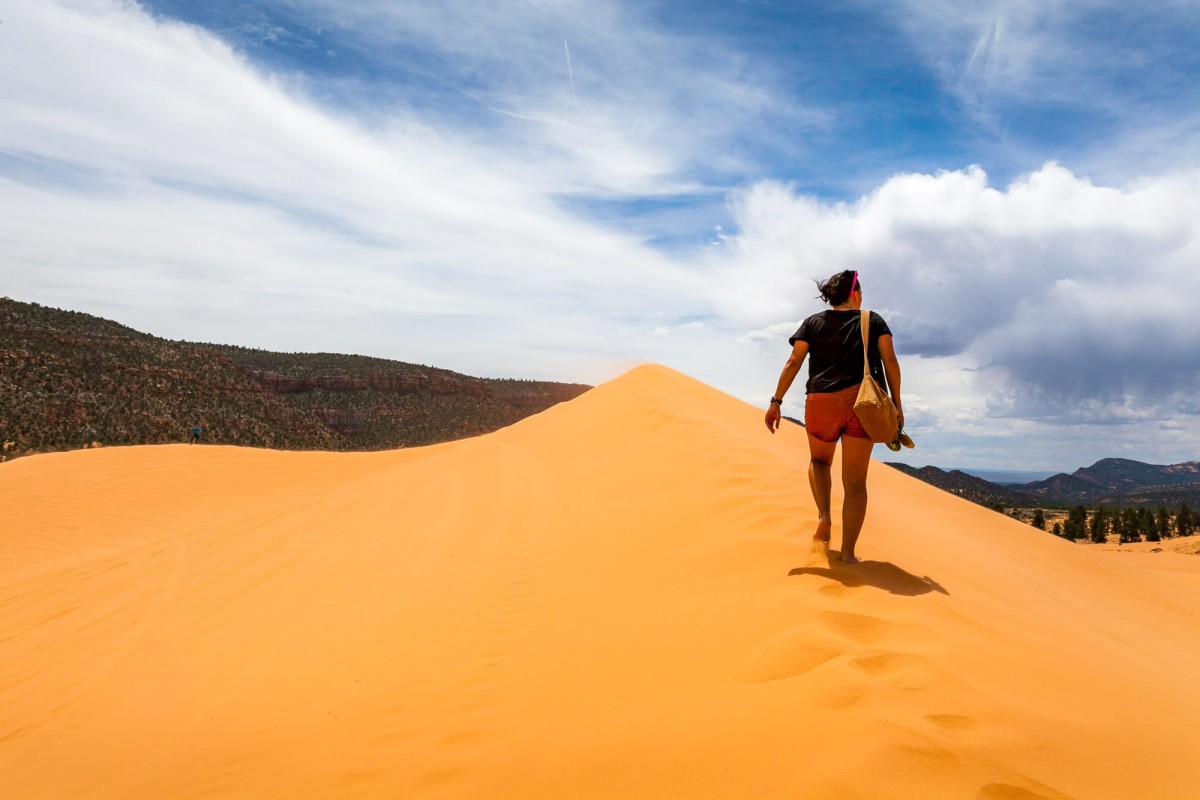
[858,310,871,379]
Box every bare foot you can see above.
[812,517,832,554]
[839,554,861,564]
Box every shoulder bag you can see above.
[852,310,899,444]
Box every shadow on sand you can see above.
[789,555,949,597]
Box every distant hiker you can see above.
[764,270,904,563]
[191,426,201,444]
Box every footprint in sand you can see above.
[807,682,865,709]
[439,730,487,746]
[818,610,891,644]
[977,782,1070,800]
[734,629,842,683]
[895,743,960,769]
[416,767,467,789]
[925,713,978,735]
[850,652,936,690]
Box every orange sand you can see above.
[3,365,1200,799]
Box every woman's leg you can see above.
[806,433,837,545]
[838,435,875,563]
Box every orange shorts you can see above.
[804,384,869,442]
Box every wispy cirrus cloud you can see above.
[883,0,1200,181]
[0,0,717,380]
[241,0,827,198]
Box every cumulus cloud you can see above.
[715,162,1200,430]
[737,321,801,345]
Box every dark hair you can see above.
[815,270,859,306]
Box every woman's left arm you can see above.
[878,334,904,429]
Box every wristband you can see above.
[770,397,783,405]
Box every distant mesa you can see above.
[234,367,491,396]
[887,458,1200,508]
[0,297,590,459]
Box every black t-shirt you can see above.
[789,310,892,394]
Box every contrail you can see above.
[564,40,578,109]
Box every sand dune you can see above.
[3,364,1199,799]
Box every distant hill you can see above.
[886,458,1200,509]
[0,297,590,459]
[1020,458,1200,506]
[883,464,1027,507]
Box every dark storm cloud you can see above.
[975,285,1200,423]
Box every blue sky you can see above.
[2,0,1199,471]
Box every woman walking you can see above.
[764,270,903,563]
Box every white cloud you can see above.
[884,0,1200,181]
[0,0,714,381]
[4,0,1199,473]
[713,161,1200,466]
[737,321,800,345]
[264,0,821,198]
[890,0,1173,106]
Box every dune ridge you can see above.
[3,364,1199,799]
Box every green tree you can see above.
[1139,508,1158,542]
[1031,509,1046,531]
[1119,507,1142,543]
[1110,506,1125,539]
[1062,505,1088,541]
[1052,521,1063,537]
[1177,503,1195,537]
[1155,507,1171,540]
[1090,506,1110,544]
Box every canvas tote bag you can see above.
[852,310,899,443]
